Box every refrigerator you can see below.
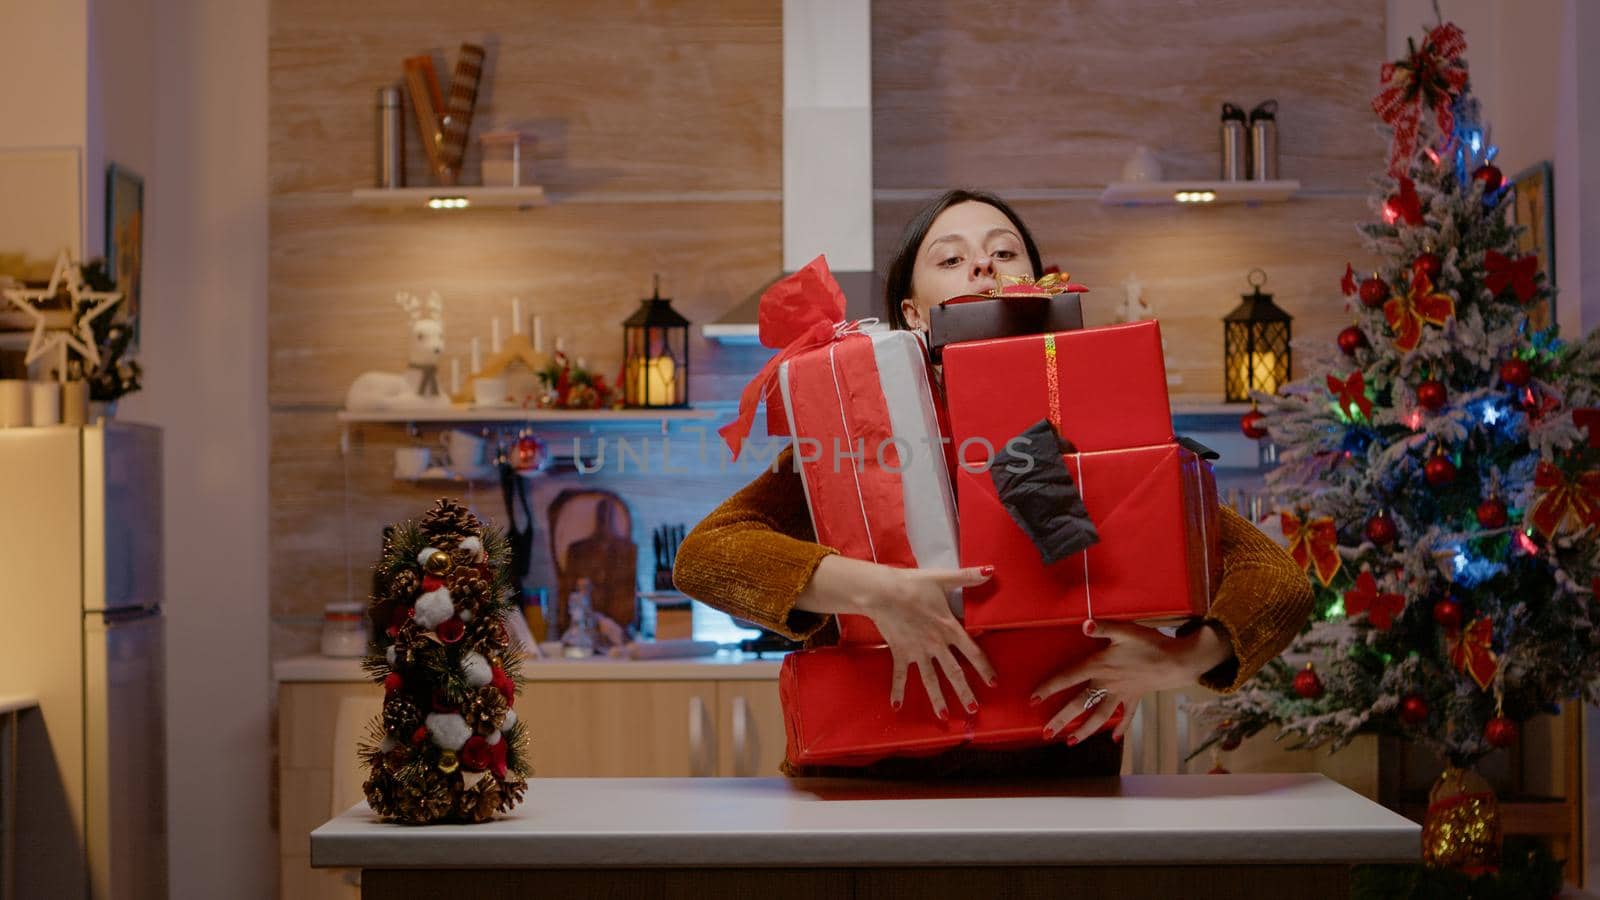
[0,423,166,899]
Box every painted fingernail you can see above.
[1113,733,1124,744]
[1067,736,1079,746]
[979,565,995,577]
[937,708,948,720]
[1083,620,1097,636]
[987,678,999,688]
[1043,727,1056,739]
[1029,694,1043,706]
[966,702,978,714]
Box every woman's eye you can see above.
[993,249,1017,260]
[940,256,962,267]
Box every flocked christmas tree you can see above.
[1195,20,1600,869]
[360,499,531,824]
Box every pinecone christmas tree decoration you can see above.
[360,500,530,825]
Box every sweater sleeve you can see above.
[1196,504,1315,693]
[672,447,837,641]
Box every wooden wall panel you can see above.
[269,0,781,195]
[871,0,1386,191]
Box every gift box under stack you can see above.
[779,626,1125,767]
[942,320,1222,631]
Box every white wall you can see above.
[113,0,275,896]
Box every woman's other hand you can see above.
[795,555,998,719]
[1030,619,1233,745]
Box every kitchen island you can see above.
[312,772,1418,899]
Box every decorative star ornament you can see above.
[0,249,121,369]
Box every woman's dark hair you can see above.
[883,189,1043,330]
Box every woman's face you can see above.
[900,200,1035,331]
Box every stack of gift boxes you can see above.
[744,258,1222,768]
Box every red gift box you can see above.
[958,442,1221,632]
[941,321,1173,464]
[779,627,1123,767]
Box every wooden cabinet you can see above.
[518,680,720,777]
[715,681,788,777]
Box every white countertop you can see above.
[311,773,1419,869]
[275,652,783,683]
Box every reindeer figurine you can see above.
[343,291,452,411]
[398,291,445,396]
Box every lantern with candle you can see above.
[1223,268,1292,402]
[622,276,690,408]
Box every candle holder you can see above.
[622,276,690,408]
[1223,268,1292,402]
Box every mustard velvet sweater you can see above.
[674,447,1313,695]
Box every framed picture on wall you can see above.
[1509,161,1555,330]
[0,147,81,334]
[106,163,144,350]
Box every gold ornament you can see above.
[1422,766,1502,874]
[438,749,460,774]
[423,549,451,576]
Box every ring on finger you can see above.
[1082,687,1110,712]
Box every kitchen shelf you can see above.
[350,185,548,211]
[1100,179,1301,206]
[701,323,762,346]
[337,406,718,424]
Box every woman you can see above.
[674,190,1313,777]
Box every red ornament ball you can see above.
[1293,665,1324,699]
[1364,513,1398,546]
[1472,164,1504,193]
[1484,716,1519,748]
[1432,597,1464,629]
[1416,379,1448,410]
[1424,455,1457,487]
[1240,409,1269,440]
[1476,497,1509,529]
[410,725,428,745]
[460,735,493,772]
[1500,358,1532,387]
[1220,733,1242,752]
[1359,277,1389,308]
[1400,694,1429,725]
[383,672,403,695]
[1337,326,1368,356]
[1208,764,1231,775]
[1412,252,1442,282]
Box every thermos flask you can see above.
[1249,100,1279,180]
[376,85,405,188]
[1220,102,1248,181]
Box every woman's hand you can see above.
[795,555,998,718]
[1030,619,1234,745]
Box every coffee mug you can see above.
[394,446,432,480]
[439,429,486,471]
[29,382,60,426]
[0,381,28,428]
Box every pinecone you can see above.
[462,610,506,650]
[363,772,396,816]
[422,499,481,548]
[383,694,422,734]
[498,777,528,812]
[387,568,420,604]
[393,767,455,824]
[464,686,509,735]
[448,570,489,612]
[458,778,503,822]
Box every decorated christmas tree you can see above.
[1195,20,1600,871]
[360,499,531,824]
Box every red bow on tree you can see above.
[1574,408,1600,450]
[1528,460,1600,540]
[1327,370,1373,421]
[1341,263,1357,297]
[1343,570,1405,630]
[1282,511,1342,586]
[1483,250,1539,303]
[1448,615,1498,690]
[1383,176,1426,227]
[1372,22,1469,177]
[1384,271,1456,352]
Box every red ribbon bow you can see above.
[1574,408,1600,450]
[1282,511,1342,586]
[1483,250,1539,303]
[1326,370,1373,421]
[1529,460,1600,540]
[1384,271,1456,353]
[719,255,859,459]
[1372,23,1469,178]
[1448,615,1497,690]
[1343,570,1405,630]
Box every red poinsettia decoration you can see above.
[1528,461,1600,540]
[1384,272,1456,352]
[1383,175,1426,227]
[1448,616,1498,690]
[1343,570,1406,630]
[1483,250,1539,303]
[490,664,516,703]
[1371,22,1469,177]
[1327,370,1373,421]
[1282,511,1342,586]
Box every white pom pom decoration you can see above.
[414,588,455,629]
[385,645,396,667]
[416,546,443,567]
[460,609,474,623]
[486,730,502,745]
[459,536,484,558]
[425,712,472,751]
[461,651,492,687]
[501,709,517,732]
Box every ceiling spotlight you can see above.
[428,196,470,209]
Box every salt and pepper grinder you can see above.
[1220,102,1248,181]
[1249,100,1279,181]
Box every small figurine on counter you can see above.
[343,290,452,410]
